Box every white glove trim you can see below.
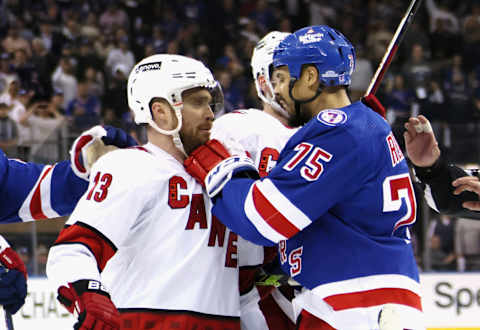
[205,155,257,197]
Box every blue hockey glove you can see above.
[70,125,138,180]
[0,238,27,315]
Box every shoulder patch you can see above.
[316,109,348,126]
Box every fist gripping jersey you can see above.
[211,102,424,329]
[47,143,240,324]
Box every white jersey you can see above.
[47,143,240,318]
[212,109,298,329]
[213,109,297,180]
[212,109,297,268]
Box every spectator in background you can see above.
[50,87,65,114]
[38,20,64,58]
[385,73,415,150]
[51,56,77,109]
[443,54,474,163]
[349,45,373,102]
[402,43,433,114]
[0,102,18,157]
[75,38,103,77]
[16,246,33,276]
[430,17,460,60]
[99,2,129,34]
[425,0,460,34]
[366,20,393,64]
[462,3,480,71]
[84,66,104,99]
[455,218,480,271]
[65,79,100,134]
[428,215,456,271]
[19,99,64,163]
[80,12,101,40]
[2,24,32,57]
[30,38,55,100]
[106,36,135,81]
[11,49,34,91]
[0,52,15,86]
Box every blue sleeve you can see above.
[213,176,275,246]
[0,150,88,223]
[212,125,367,244]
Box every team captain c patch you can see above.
[317,109,348,126]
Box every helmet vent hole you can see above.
[338,47,343,58]
[327,32,336,40]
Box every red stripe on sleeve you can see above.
[30,166,53,220]
[252,184,300,239]
[55,223,116,271]
[324,287,422,311]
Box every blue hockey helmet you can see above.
[273,25,355,87]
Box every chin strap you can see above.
[288,78,323,123]
[148,105,187,156]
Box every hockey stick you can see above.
[363,0,424,117]
[2,307,13,330]
[0,267,14,330]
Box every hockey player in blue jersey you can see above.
[0,125,136,315]
[184,25,424,329]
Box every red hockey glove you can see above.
[0,248,27,280]
[362,94,386,119]
[184,139,257,197]
[57,280,120,330]
[0,243,28,314]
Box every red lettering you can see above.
[168,176,189,209]
[279,240,287,264]
[289,246,303,276]
[208,216,226,246]
[185,194,208,229]
[225,232,238,268]
[258,147,280,177]
[386,133,404,167]
[86,172,112,203]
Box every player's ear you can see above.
[150,98,175,128]
[301,65,319,89]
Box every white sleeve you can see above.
[0,235,10,253]
[47,244,101,288]
[46,150,157,288]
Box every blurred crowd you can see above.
[2,0,480,274]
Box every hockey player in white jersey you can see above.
[211,31,297,330]
[47,55,241,330]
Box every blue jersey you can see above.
[212,101,421,313]
[0,149,88,223]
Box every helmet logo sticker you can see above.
[299,32,324,44]
[317,109,348,126]
[135,61,162,74]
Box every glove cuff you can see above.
[58,279,110,315]
[205,155,257,197]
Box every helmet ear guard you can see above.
[251,31,291,117]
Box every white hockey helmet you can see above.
[251,31,290,116]
[127,54,223,152]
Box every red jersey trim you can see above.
[30,166,53,220]
[252,184,300,238]
[54,222,117,271]
[324,287,422,311]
